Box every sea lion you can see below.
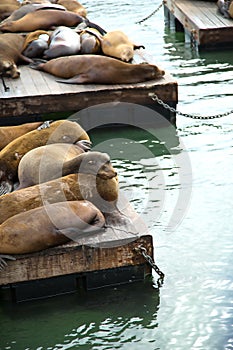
[0,119,90,193]
[217,0,230,17]
[43,26,81,59]
[0,200,105,254]
[56,0,87,17]
[0,173,119,224]
[0,121,44,151]
[0,33,32,79]
[79,28,102,54]
[92,30,145,62]
[0,9,85,33]
[17,147,116,188]
[30,54,165,84]
[229,1,233,16]
[0,3,66,24]
[0,4,20,21]
[22,30,50,58]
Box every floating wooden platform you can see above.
[0,63,178,126]
[164,0,233,50]
[0,196,155,302]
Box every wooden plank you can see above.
[0,235,153,285]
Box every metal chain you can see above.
[149,92,233,120]
[135,1,165,24]
[135,245,165,279]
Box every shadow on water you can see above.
[0,280,160,350]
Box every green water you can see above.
[1,1,233,349]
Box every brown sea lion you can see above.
[0,4,20,21]
[0,33,32,79]
[17,144,116,189]
[56,0,87,17]
[0,121,44,151]
[0,200,105,254]
[92,30,145,62]
[0,173,119,224]
[30,54,165,84]
[229,1,233,16]
[0,9,85,33]
[0,3,66,24]
[0,120,90,193]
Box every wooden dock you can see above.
[0,194,157,302]
[164,0,233,50]
[0,63,178,126]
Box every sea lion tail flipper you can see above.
[84,19,107,35]
[0,255,16,270]
[134,44,145,50]
[75,139,92,152]
[29,58,47,70]
[37,120,53,130]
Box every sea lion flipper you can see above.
[56,74,88,84]
[37,120,53,130]
[0,254,16,270]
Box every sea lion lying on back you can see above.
[0,173,119,224]
[0,33,32,79]
[30,54,165,84]
[0,121,44,151]
[0,120,90,194]
[43,26,81,59]
[17,146,116,189]
[0,200,105,254]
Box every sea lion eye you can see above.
[88,160,96,165]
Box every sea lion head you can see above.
[0,59,20,78]
[120,45,134,62]
[67,151,118,179]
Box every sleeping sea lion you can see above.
[0,33,32,79]
[18,148,116,188]
[56,0,87,17]
[0,3,66,24]
[43,26,81,59]
[0,4,20,21]
[90,30,145,62]
[0,200,105,254]
[0,9,85,33]
[22,30,50,58]
[79,28,102,54]
[0,173,119,224]
[30,54,165,84]
[0,119,90,194]
[0,121,44,151]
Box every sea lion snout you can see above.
[97,161,118,180]
[0,60,20,78]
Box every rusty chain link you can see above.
[135,245,165,281]
[149,92,233,120]
[135,1,165,24]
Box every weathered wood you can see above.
[164,0,233,49]
[0,235,153,285]
[0,65,178,123]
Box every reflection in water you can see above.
[0,281,160,350]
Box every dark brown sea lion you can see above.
[0,173,119,224]
[90,30,145,62]
[0,33,32,79]
[0,9,85,33]
[30,54,165,84]
[0,120,90,193]
[0,200,105,254]
[0,121,44,151]
[56,0,87,17]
